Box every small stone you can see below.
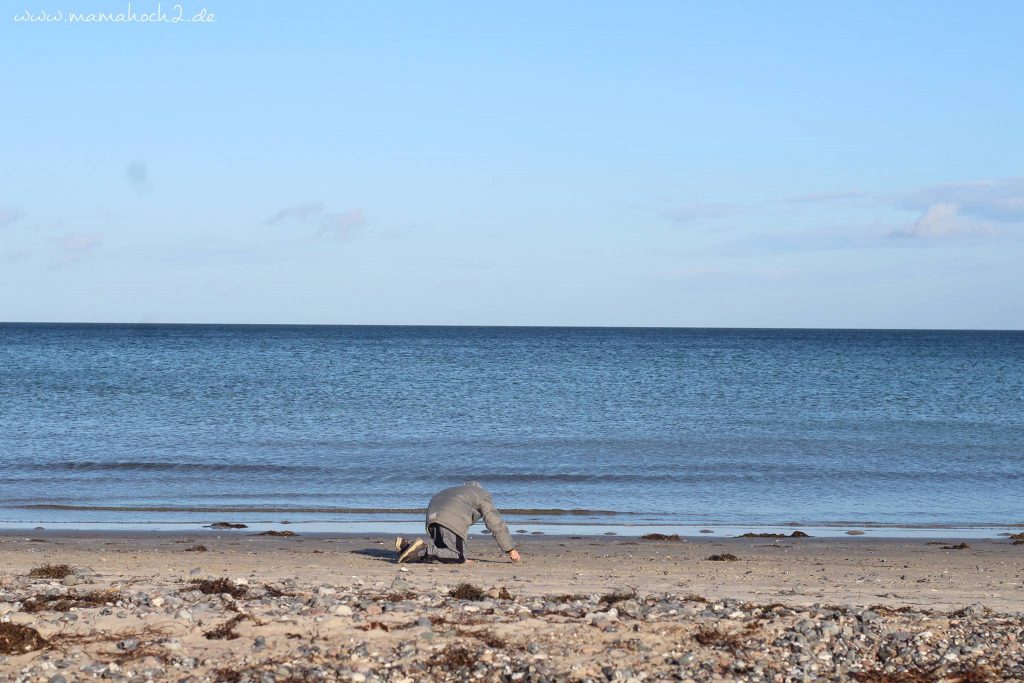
[117,639,139,652]
[333,605,353,616]
[62,575,78,586]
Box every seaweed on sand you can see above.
[941,543,971,550]
[22,590,121,613]
[641,533,682,541]
[693,626,744,651]
[204,614,246,640]
[449,583,486,601]
[706,553,740,562]
[849,669,934,682]
[27,563,73,579]
[430,644,476,674]
[0,623,47,654]
[460,627,511,649]
[599,589,637,606]
[183,544,208,552]
[255,530,298,537]
[205,522,248,529]
[188,578,248,598]
[263,583,296,598]
[738,531,810,538]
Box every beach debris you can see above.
[21,589,120,613]
[254,530,298,537]
[183,544,209,552]
[693,626,744,651]
[599,589,637,606]
[204,614,246,640]
[27,563,73,579]
[941,543,971,550]
[1008,533,1024,540]
[188,577,248,598]
[449,583,486,601]
[0,623,47,655]
[2,565,1022,683]
[205,521,248,529]
[706,553,740,562]
[737,531,810,538]
[640,533,682,541]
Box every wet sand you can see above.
[1,531,1022,681]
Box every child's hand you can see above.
[508,549,521,562]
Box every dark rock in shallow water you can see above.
[206,522,248,529]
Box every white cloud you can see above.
[895,178,1024,223]
[892,203,994,239]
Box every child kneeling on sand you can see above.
[396,481,521,564]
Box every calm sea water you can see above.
[1,324,1022,532]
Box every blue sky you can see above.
[2,1,1022,328]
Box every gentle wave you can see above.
[7,504,636,516]
[5,464,1022,484]
[13,461,323,473]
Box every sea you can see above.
[1,324,1022,537]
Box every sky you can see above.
[2,1,1023,328]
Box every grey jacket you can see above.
[425,482,516,553]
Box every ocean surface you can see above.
[1,324,1022,535]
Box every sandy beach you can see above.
[1,530,1022,681]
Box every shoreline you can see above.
[1,533,1022,680]
[3,521,1024,540]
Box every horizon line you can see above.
[1,320,1022,333]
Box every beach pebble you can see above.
[116,639,139,652]
[333,605,353,616]
[859,610,881,623]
